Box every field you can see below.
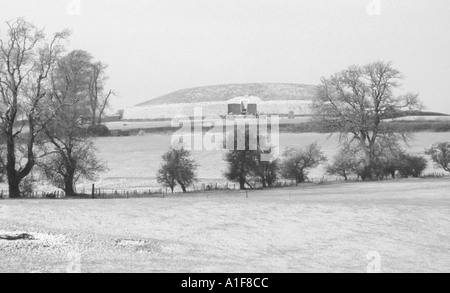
[88,132,449,192]
[1,178,449,273]
[1,132,449,273]
[0,132,448,194]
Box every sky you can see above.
[1,0,449,113]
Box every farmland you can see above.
[0,132,448,194]
[1,178,449,273]
[1,132,449,273]
[89,132,449,192]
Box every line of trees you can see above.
[0,18,111,197]
[156,128,330,192]
[156,137,449,193]
[155,62,450,192]
[325,142,429,181]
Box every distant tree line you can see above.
[156,61,450,192]
[157,134,450,193]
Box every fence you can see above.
[0,172,448,199]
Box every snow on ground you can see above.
[1,178,449,273]
[1,132,447,194]
[89,132,450,191]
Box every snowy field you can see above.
[0,132,448,194]
[91,132,450,191]
[1,178,449,273]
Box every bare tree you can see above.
[39,140,106,196]
[38,51,107,196]
[88,62,114,125]
[224,148,258,190]
[223,127,278,190]
[157,162,177,193]
[312,61,421,180]
[53,50,113,126]
[157,148,198,193]
[0,142,5,182]
[426,142,450,173]
[223,127,261,190]
[253,151,280,188]
[0,18,69,197]
[280,143,327,184]
[326,147,359,181]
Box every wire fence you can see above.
[0,172,448,199]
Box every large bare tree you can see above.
[0,18,69,197]
[39,51,106,196]
[49,50,114,126]
[312,61,421,180]
[88,61,113,125]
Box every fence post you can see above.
[91,184,95,199]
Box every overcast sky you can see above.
[1,0,449,113]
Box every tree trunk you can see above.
[361,166,374,181]
[64,173,76,196]
[359,134,375,180]
[180,183,187,193]
[239,180,246,190]
[7,176,21,199]
[390,170,396,179]
[6,136,21,198]
[260,175,267,188]
[91,112,97,126]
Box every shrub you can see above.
[19,174,36,197]
[223,127,279,190]
[224,149,259,190]
[88,124,110,137]
[326,140,427,181]
[157,147,198,193]
[326,148,360,181]
[281,143,327,184]
[252,152,280,188]
[39,140,107,196]
[426,142,450,172]
[375,150,428,179]
[396,154,428,178]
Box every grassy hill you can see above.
[137,83,318,106]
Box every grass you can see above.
[1,178,449,273]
